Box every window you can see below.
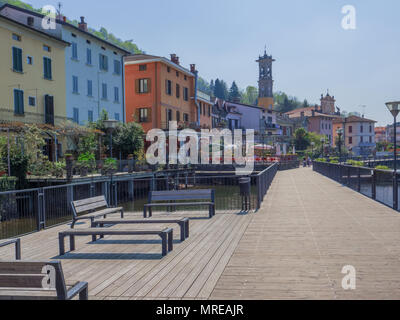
[176,84,180,98]
[73,108,79,123]
[208,106,211,117]
[349,137,353,144]
[176,71,179,77]
[360,136,363,143]
[28,96,36,107]
[86,48,92,65]
[27,56,33,65]
[369,136,372,143]
[14,89,24,115]
[72,76,79,93]
[167,109,173,122]
[88,110,93,122]
[183,87,189,101]
[166,80,172,95]
[87,80,93,96]
[114,87,119,102]
[184,75,187,81]
[115,113,120,121]
[43,57,52,80]
[99,54,108,71]
[12,34,21,41]
[176,111,181,122]
[12,47,23,72]
[360,125,363,133]
[349,126,353,133]
[139,64,147,71]
[114,60,121,75]
[71,42,78,59]
[44,95,54,125]
[102,83,107,100]
[86,40,91,44]
[369,125,372,133]
[71,33,77,38]
[167,66,171,73]
[139,108,149,122]
[199,102,202,115]
[43,45,51,52]
[137,79,150,93]
[183,113,189,122]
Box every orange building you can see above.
[125,53,200,132]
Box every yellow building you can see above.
[0,15,69,160]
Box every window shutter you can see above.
[135,79,140,93]
[147,79,151,93]
[17,48,22,72]
[165,80,168,94]
[47,59,52,79]
[45,95,54,125]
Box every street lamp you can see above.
[103,119,119,159]
[311,142,315,159]
[320,137,325,157]
[336,128,344,162]
[385,101,400,210]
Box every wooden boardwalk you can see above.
[2,167,400,299]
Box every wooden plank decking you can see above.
[2,167,400,299]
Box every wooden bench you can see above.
[0,239,21,260]
[91,217,189,242]
[0,261,88,300]
[143,190,216,219]
[71,196,124,228]
[59,228,173,257]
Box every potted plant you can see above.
[52,161,66,178]
[76,152,95,177]
[103,158,117,175]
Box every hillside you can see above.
[0,0,142,53]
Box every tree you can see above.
[294,128,310,151]
[241,86,258,105]
[228,81,241,101]
[113,122,145,158]
[213,79,228,100]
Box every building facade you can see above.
[125,54,197,132]
[375,127,387,143]
[0,4,129,125]
[333,116,376,156]
[197,90,212,129]
[0,14,69,160]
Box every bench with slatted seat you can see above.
[71,196,124,228]
[91,217,189,242]
[0,261,88,300]
[58,228,173,257]
[0,238,21,260]
[143,189,216,219]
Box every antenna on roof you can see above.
[57,2,62,16]
[360,105,366,118]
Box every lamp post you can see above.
[311,142,315,159]
[385,101,400,210]
[103,119,119,159]
[336,128,344,162]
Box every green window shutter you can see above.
[12,47,23,72]
[14,90,24,114]
[47,58,52,79]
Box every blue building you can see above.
[1,4,130,125]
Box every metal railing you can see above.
[0,167,279,240]
[256,163,279,209]
[313,161,400,211]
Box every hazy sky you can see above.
[29,0,400,126]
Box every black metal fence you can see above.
[0,165,279,240]
[313,161,400,211]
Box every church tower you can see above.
[320,92,336,114]
[257,49,275,110]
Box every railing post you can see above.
[347,166,351,186]
[393,171,398,211]
[37,188,45,231]
[372,170,376,200]
[357,167,361,192]
[256,175,261,210]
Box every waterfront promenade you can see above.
[2,167,400,299]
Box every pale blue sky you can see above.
[29,0,400,126]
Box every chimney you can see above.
[78,16,88,31]
[170,54,179,65]
[190,64,196,73]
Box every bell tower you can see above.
[257,48,275,110]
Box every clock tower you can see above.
[257,49,275,110]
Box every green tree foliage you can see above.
[213,79,228,100]
[197,77,212,95]
[294,128,310,151]
[240,86,259,106]
[113,122,145,158]
[228,81,241,102]
[274,92,303,113]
